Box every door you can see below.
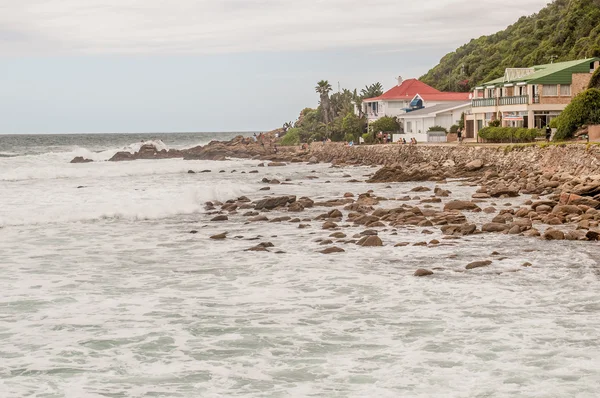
[466,120,474,138]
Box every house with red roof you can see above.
[359,77,470,123]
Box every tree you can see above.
[370,116,400,133]
[341,113,365,141]
[360,83,384,99]
[553,88,600,140]
[315,80,333,124]
[589,66,600,89]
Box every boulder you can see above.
[543,229,565,240]
[465,159,484,171]
[482,223,510,233]
[210,232,228,240]
[70,156,93,163]
[288,202,305,212]
[268,162,286,167]
[444,200,481,212]
[254,195,296,210]
[414,269,434,277]
[320,246,345,254]
[211,215,228,222]
[466,260,492,270]
[356,235,383,247]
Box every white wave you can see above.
[0,151,20,157]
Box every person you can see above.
[273,144,278,154]
[545,125,552,142]
[348,140,354,147]
[457,128,463,143]
[403,138,407,144]
[377,131,383,144]
[253,133,257,142]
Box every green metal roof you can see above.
[481,57,599,87]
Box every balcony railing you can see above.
[499,95,529,106]
[472,98,497,107]
[533,95,540,104]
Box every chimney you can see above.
[397,76,403,86]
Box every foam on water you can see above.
[1,145,600,397]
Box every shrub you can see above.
[362,132,374,144]
[449,125,459,134]
[478,126,542,143]
[344,133,356,142]
[589,66,600,89]
[370,116,400,133]
[488,119,501,127]
[428,125,448,133]
[553,88,600,140]
[280,128,301,146]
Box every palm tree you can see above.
[360,82,384,99]
[315,80,333,124]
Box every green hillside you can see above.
[420,0,600,91]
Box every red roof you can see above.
[363,79,440,102]
[416,92,471,101]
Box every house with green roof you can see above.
[465,57,600,138]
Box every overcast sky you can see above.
[0,0,549,134]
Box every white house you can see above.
[400,101,470,143]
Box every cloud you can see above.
[0,0,549,55]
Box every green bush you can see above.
[428,125,448,133]
[344,133,356,143]
[589,67,600,89]
[478,126,542,143]
[488,119,501,127]
[553,88,600,140]
[280,128,301,146]
[449,125,459,134]
[362,132,374,144]
[370,116,400,133]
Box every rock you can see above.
[482,223,510,233]
[414,269,434,277]
[211,215,228,221]
[210,232,227,240]
[394,242,409,247]
[249,216,269,222]
[268,162,286,167]
[288,202,305,212]
[523,228,541,237]
[200,170,211,173]
[70,156,93,163]
[328,209,343,219]
[320,246,345,254]
[322,221,338,229]
[329,232,347,239]
[411,186,431,192]
[259,187,271,191]
[552,205,583,215]
[344,192,355,198]
[434,187,450,197]
[472,193,491,199]
[522,262,532,267]
[466,260,492,270]
[308,156,319,164]
[543,229,565,240]
[187,170,196,174]
[465,159,484,171]
[189,230,198,234]
[254,195,296,210]
[356,235,383,247]
[489,187,519,198]
[444,200,481,212]
[585,229,600,241]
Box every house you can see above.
[359,77,469,122]
[401,101,471,142]
[466,57,600,139]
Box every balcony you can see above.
[472,98,497,107]
[499,95,529,106]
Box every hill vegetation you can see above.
[420,0,600,91]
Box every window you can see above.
[407,122,412,133]
[487,88,495,98]
[560,84,571,96]
[542,85,558,96]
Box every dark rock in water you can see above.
[586,229,600,241]
[444,200,481,212]
[249,170,259,174]
[260,187,271,191]
[210,232,228,240]
[522,262,533,267]
[188,170,196,174]
[411,186,431,192]
[543,229,565,240]
[211,215,228,222]
[320,246,345,254]
[268,162,286,167]
[356,235,383,247]
[200,170,211,173]
[482,223,509,233]
[70,156,93,163]
[466,260,492,270]
[414,269,434,277]
[189,230,199,234]
[322,221,338,230]
[254,196,296,210]
[77,186,86,189]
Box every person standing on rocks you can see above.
[545,125,552,142]
[457,128,463,144]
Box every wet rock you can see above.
[320,246,345,254]
[523,228,541,237]
[465,159,484,171]
[344,192,355,198]
[444,200,481,212]
[189,230,198,234]
[522,262,532,267]
[356,235,383,247]
[414,269,434,277]
[322,221,338,230]
[259,187,271,191]
[482,223,509,233]
[70,156,93,163]
[211,215,228,222]
[466,260,492,270]
[288,202,305,212]
[268,162,286,167]
[248,170,259,174]
[210,232,228,240]
[394,242,409,247]
[411,186,431,192]
[187,170,196,174]
[543,229,565,240]
[586,229,600,240]
[249,215,269,222]
[254,195,296,210]
[329,232,347,239]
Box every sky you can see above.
[0,0,549,134]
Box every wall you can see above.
[573,73,592,95]
[590,125,600,142]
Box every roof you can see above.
[415,92,471,101]
[482,57,600,87]
[402,102,470,118]
[363,79,440,102]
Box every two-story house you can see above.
[360,77,469,122]
[466,57,600,138]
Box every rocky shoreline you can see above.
[71,136,600,270]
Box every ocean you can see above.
[1,133,600,397]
